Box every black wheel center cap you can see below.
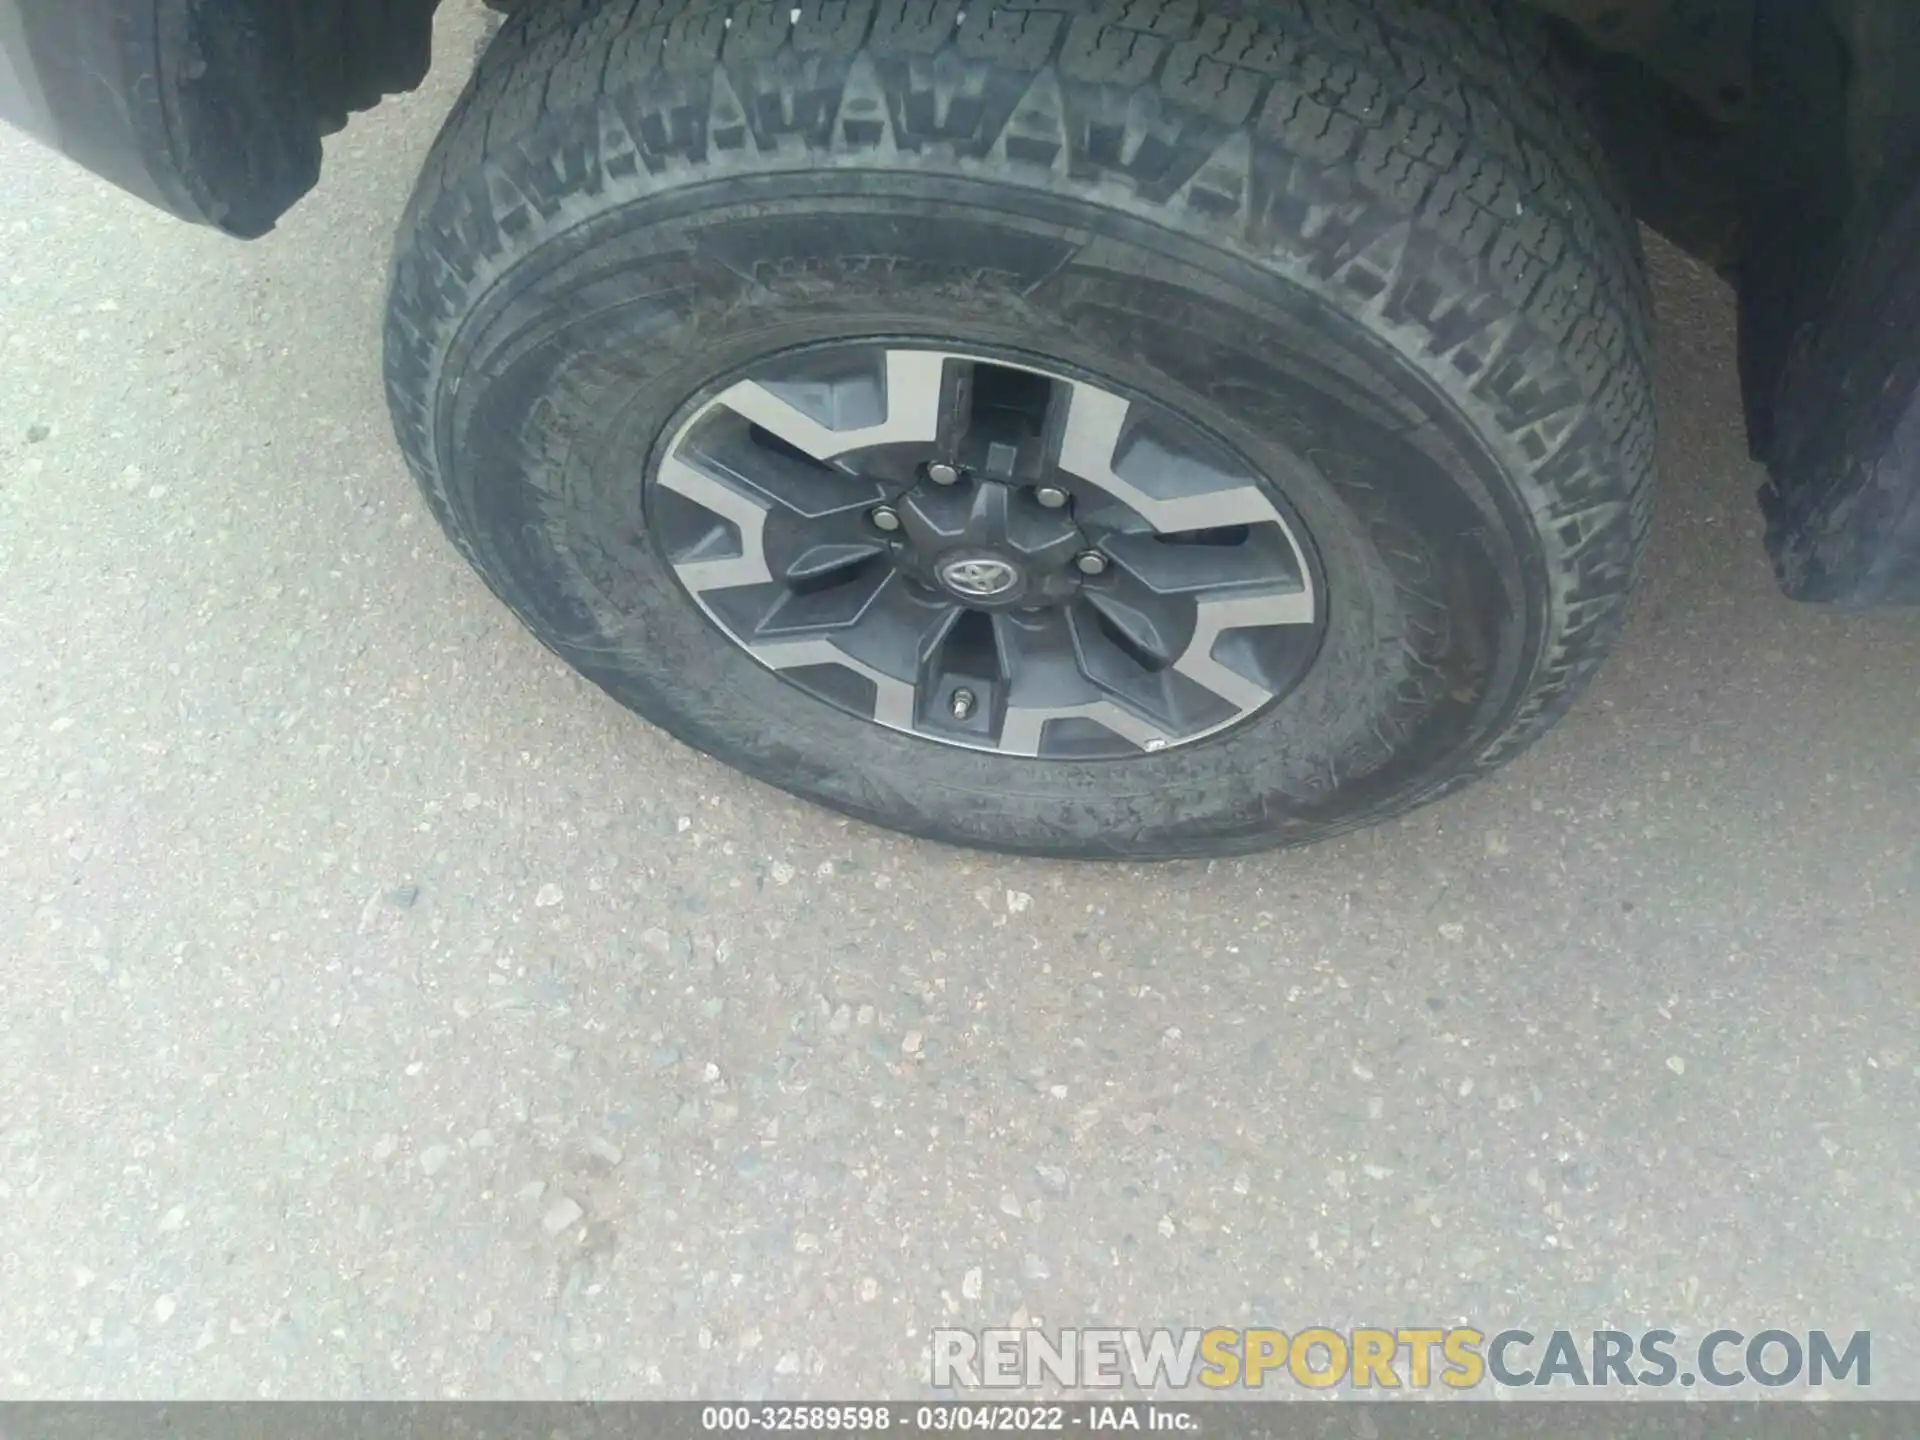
[890,478,1086,610]
[936,551,1025,600]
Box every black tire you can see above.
[383,0,1654,858]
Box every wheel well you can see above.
[1527,0,1754,122]
[1512,0,1920,470]
[1511,2,1749,271]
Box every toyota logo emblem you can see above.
[938,556,1022,599]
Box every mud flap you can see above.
[1761,180,1920,606]
[0,0,436,237]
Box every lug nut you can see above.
[1034,486,1070,509]
[926,462,961,486]
[949,687,977,721]
[1074,551,1108,576]
[870,505,902,532]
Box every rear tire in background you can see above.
[383,0,1654,858]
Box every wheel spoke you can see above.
[823,572,960,682]
[654,454,773,592]
[1175,590,1315,710]
[661,434,893,596]
[1099,526,1308,597]
[747,636,922,732]
[993,609,1095,750]
[712,350,948,462]
[783,540,888,583]
[1056,382,1282,533]
[986,610,1176,756]
[684,416,888,518]
[1063,598,1237,738]
[1079,580,1185,670]
[996,702,1179,757]
[909,607,1004,742]
[744,573,957,732]
[990,609,1085,704]
[704,558,894,642]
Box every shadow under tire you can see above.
[383,0,1654,858]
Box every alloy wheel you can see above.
[647,346,1324,760]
